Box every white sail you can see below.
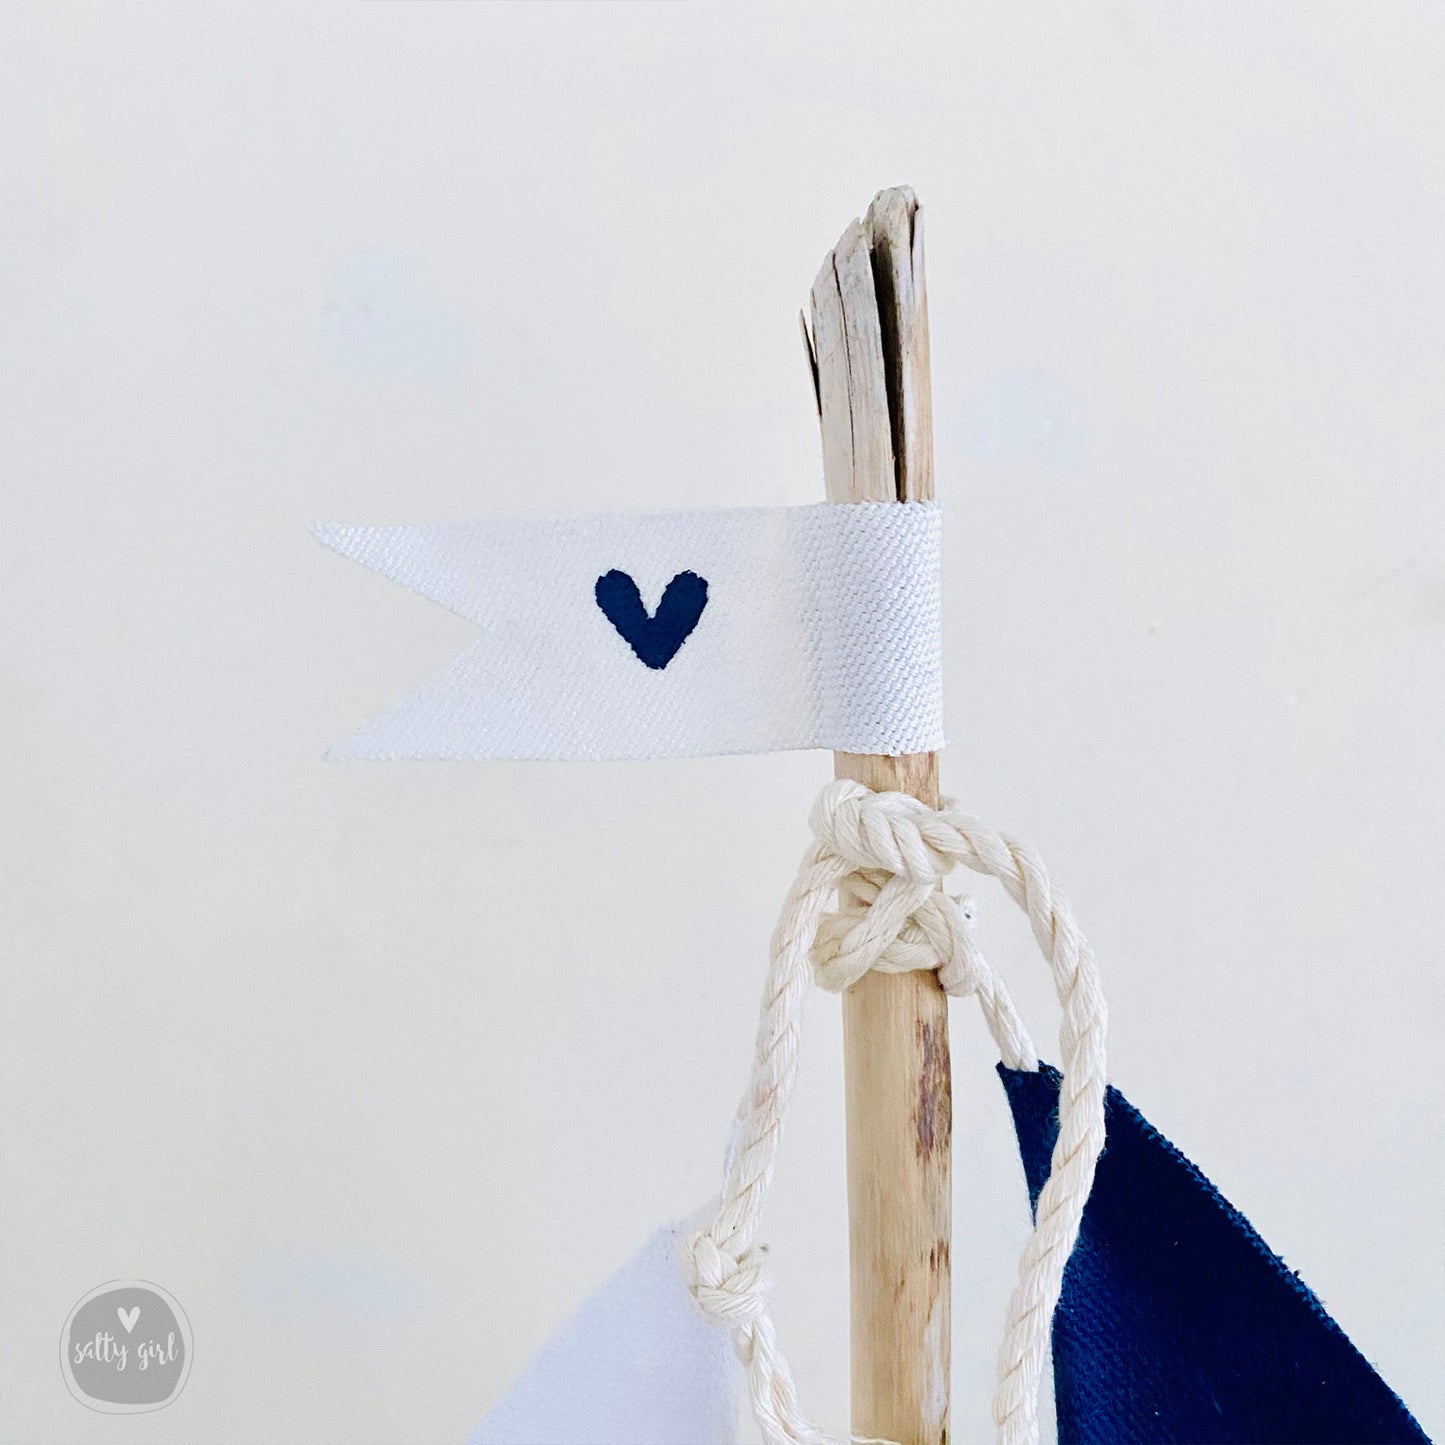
[469,1224,741,1445]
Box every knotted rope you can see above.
[679,779,1108,1445]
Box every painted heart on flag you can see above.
[315,502,944,760]
[594,569,709,670]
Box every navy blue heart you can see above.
[594,569,708,670]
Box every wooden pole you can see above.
[807,188,949,1445]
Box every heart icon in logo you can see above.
[594,570,709,670]
[117,1306,141,1334]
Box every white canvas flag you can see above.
[318,501,943,761]
[468,1224,740,1445]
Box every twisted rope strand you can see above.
[680,780,1108,1445]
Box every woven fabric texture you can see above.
[318,501,943,761]
[999,1064,1430,1445]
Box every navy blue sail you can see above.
[999,1065,1430,1445]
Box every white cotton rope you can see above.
[678,778,1109,1445]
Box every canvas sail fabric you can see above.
[467,1074,1431,1445]
[999,1064,1431,1445]
[468,1223,740,1445]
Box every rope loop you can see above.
[686,778,1109,1445]
[809,776,956,882]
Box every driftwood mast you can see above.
[806,187,949,1445]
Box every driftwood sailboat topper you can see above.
[320,187,1430,1445]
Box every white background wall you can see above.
[3,4,1442,1442]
